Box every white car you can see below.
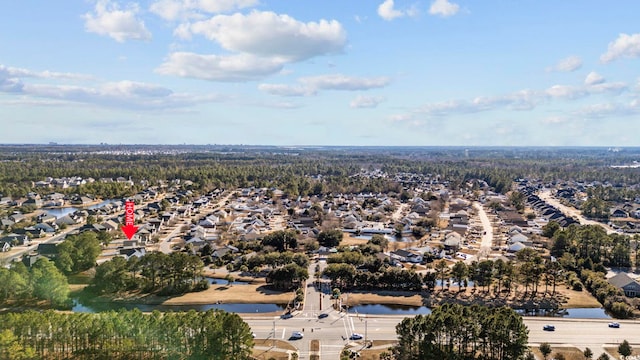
[290,331,304,340]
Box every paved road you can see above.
[244,314,640,359]
[538,189,615,234]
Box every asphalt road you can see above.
[244,313,640,360]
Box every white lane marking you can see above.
[281,328,286,339]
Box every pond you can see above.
[351,234,410,242]
[516,307,611,319]
[205,278,251,286]
[348,304,611,319]
[348,304,432,315]
[45,199,118,218]
[72,298,287,314]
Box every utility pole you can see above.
[272,320,276,347]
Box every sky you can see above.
[1,0,640,146]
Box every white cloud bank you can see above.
[83,0,151,42]
[159,11,347,81]
[150,0,258,21]
[0,64,225,110]
[600,33,640,63]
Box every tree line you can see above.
[90,251,207,296]
[391,303,529,360]
[0,309,254,360]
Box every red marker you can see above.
[121,200,138,240]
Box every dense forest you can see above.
[1,146,639,199]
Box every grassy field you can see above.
[252,339,296,360]
[530,346,586,360]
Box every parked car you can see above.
[318,313,329,319]
[350,333,363,340]
[542,325,555,331]
[290,331,304,340]
[608,322,620,328]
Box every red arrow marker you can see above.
[121,200,138,240]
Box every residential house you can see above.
[608,273,640,297]
[37,243,60,259]
[118,247,146,260]
[0,234,30,246]
[390,249,423,263]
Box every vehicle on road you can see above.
[252,332,256,338]
[318,313,329,319]
[281,313,293,319]
[542,325,555,331]
[350,333,363,340]
[290,331,304,340]
[608,322,620,328]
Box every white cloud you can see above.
[83,0,151,42]
[258,83,316,97]
[378,0,404,20]
[429,0,460,17]
[584,71,605,86]
[0,65,93,81]
[350,95,385,108]
[545,85,587,100]
[165,11,347,82]
[600,33,640,63]
[300,74,391,90]
[259,74,391,96]
[377,0,418,21]
[150,0,258,21]
[547,55,582,72]
[391,75,632,124]
[542,116,569,124]
[183,11,346,61]
[156,52,285,82]
[0,63,227,110]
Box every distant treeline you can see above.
[1,147,639,199]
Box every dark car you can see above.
[318,313,329,319]
[350,333,363,340]
[281,313,293,319]
[608,322,620,328]
[543,325,555,331]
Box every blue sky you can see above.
[1,0,640,146]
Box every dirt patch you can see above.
[604,346,640,358]
[344,340,396,360]
[310,340,320,352]
[162,284,294,306]
[345,291,424,307]
[341,235,369,246]
[252,339,295,360]
[530,346,585,360]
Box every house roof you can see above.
[608,273,639,289]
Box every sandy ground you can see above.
[344,291,424,307]
[162,284,295,305]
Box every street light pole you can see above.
[272,320,276,347]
